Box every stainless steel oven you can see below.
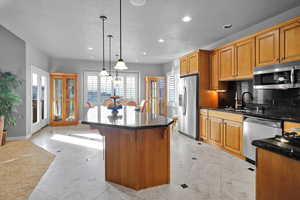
[253,60,300,90]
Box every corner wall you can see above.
[0,25,27,138]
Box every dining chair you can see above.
[126,101,137,107]
[140,100,148,112]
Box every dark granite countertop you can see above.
[200,107,300,123]
[82,106,174,129]
[252,138,300,162]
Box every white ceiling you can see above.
[0,0,300,64]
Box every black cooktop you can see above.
[252,135,300,162]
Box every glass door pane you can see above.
[158,79,165,115]
[41,76,47,120]
[53,78,63,121]
[66,100,75,121]
[32,73,39,124]
[66,79,75,121]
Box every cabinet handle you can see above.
[276,58,280,61]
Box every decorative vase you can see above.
[0,116,6,146]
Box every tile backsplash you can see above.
[219,80,300,115]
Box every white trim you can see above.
[30,66,50,135]
[7,135,30,141]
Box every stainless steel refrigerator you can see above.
[178,74,198,139]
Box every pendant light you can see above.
[107,34,113,76]
[114,0,128,70]
[99,16,109,76]
[113,54,122,87]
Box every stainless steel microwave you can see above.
[253,61,300,90]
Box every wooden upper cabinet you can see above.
[180,56,189,76]
[235,38,255,79]
[208,117,223,148]
[256,29,280,66]
[188,51,199,74]
[280,19,300,63]
[223,120,243,156]
[219,45,235,81]
[210,51,219,90]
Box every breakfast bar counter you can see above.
[82,106,174,190]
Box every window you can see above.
[167,74,176,106]
[84,72,139,104]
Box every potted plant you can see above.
[0,71,22,145]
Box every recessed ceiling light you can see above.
[142,52,147,55]
[182,16,192,22]
[158,38,165,43]
[88,47,93,50]
[130,0,146,6]
[223,24,233,29]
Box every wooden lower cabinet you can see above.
[223,120,243,157]
[199,110,244,159]
[199,115,209,142]
[208,117,223,148]
[256,148,300,200]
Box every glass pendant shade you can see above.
[114,58,128,70]
[99,69,109,76]
[113,77,122,88]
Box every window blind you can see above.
[87,75,98,102]
[167,75,176,104]
[84,72,139,104]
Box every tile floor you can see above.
[29,125,255,200]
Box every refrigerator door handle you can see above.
[183,87,187,115]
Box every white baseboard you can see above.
[7,135,30,141]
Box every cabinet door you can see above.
[256,29,280,66]
[188,51,199,74]
[210,51,219,90]
[208,117,223,148]
[180,56,189,76]
[223,120,243,156]
[280,20,300,63]
[235,38,255,79]
[199,115,208,141]
[219,46,235,81]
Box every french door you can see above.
[31,66,49,134]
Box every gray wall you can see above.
[0,25,27,138]
[201,5,300,50]
[49,58,164,120]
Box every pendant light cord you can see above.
[108,35,112,75]
[102,17,105,70]
[119,0,122,60]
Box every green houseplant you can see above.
[0,71,22,145]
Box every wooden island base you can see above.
[95,126,170,190]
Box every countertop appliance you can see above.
[243,116,282,163]
[253,60,300,90]
[178,74,198,139]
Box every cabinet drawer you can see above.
[284,121,300,135]
[208,110,243,122]
[200,109,208,116]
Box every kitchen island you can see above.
[82,106,174,190]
